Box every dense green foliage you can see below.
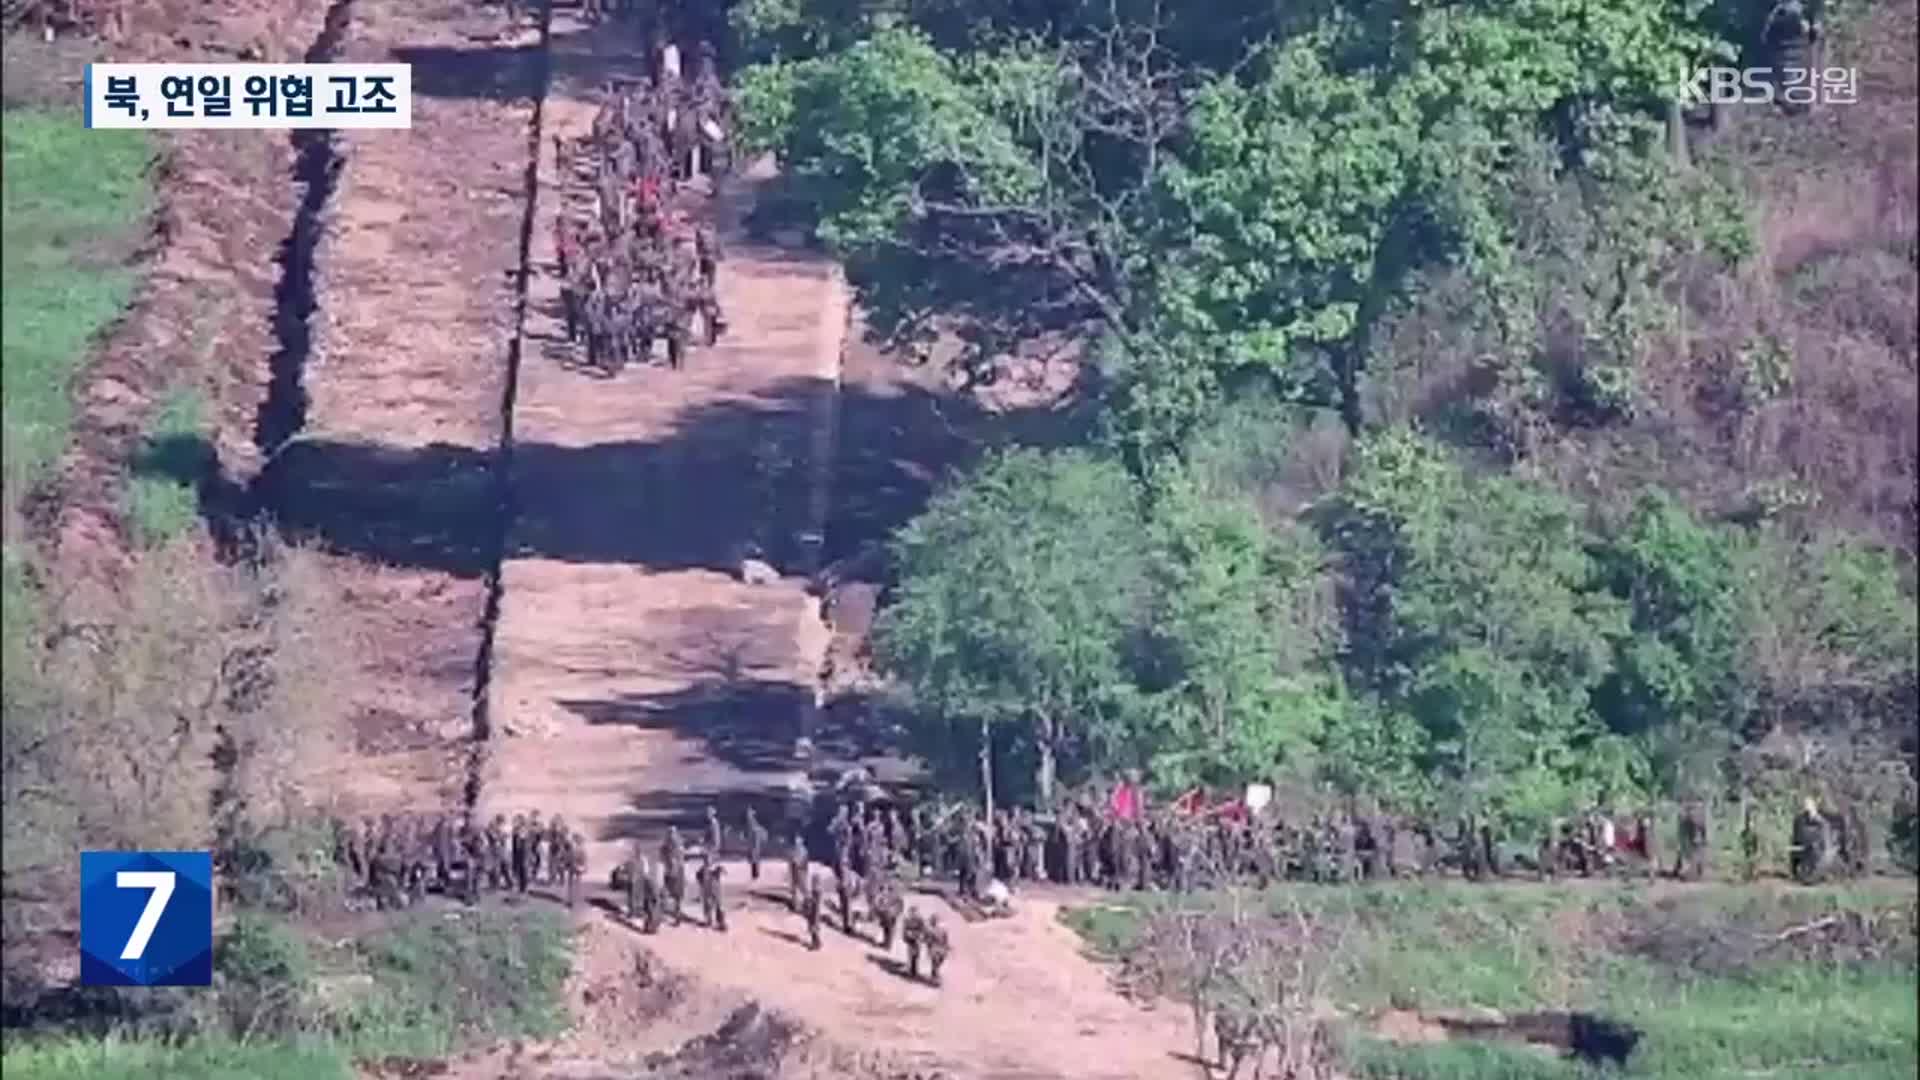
[772,0,1919,820]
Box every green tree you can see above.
[1130,472,1344,791]
[872,448,1150,809]
[1324,431,1631,819]
[1591,492,1743,791]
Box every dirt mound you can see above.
[637,1002,811,1079]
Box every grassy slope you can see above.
[0,107,151,510]
[0,905,575,1080]
[1065,879,1919,1080]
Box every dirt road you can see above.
[291,0,538,812]
[477,8,843,882]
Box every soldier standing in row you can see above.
[510,814,532,894]
[1791,797,1828,884]
[662,826,687,925]
[623,842,645,921]
[872,875,904,950]
[462,817,485,903]
[786,833,808,911]
[802,873,825,950]
[836,865,861,936]
[902,909,927,978]
[733,807,761,881]
[1740,800,1762,882]
[697,854,727,932]
[705,804,724,862]
[567,830,587,909]
[1675,803,1709,881]
[925,913,951,987]
[527,810,548,885]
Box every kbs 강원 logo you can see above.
[80,851,213,986]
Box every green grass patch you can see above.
[1064,880,1920,1080]
[123,383,207,547]
[326,904,574,1059]
[0,905,576,1079]
[1,105,152,511]
[0,1034,350,1080]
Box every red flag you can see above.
[1110,782,1140,821]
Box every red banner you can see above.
[1110,782,1142,821]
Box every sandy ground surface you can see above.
[437,867,1197,1080]
[464,9,1193,1078]
[479,10,842,880]
[294,0,536,814]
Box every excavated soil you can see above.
[278,0,541,813]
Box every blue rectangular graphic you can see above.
[79,851,213,986]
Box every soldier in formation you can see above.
[550,47,729,376]
[802,872,825,950]
[787,833,809,912]
[696,853,727,931]
[745,807,768,881]
[661,825,688,925]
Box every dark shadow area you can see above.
[758,926,812,950]
[394,23,657,104]
[1433,1009,1643,1068]
[258,438,500,577]
[863,953,917,982]
[392,40,546,102]
[565,681,812,776]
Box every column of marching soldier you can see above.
[329,811,588,911]
[325,792,1879,986]
[551,35,730,376]
[611,806,955,989]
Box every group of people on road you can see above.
[553,25,730,373]
[819,787,1889,898]
[608,804,955,987]
[330,810,587,911]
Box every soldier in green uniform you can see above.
[1790,797,1828,884]
[745,807,767,881]
[705,805,724,863]
[902,908,927,978]
[697,854,726,931]
[803,873,825,950]
[872,876,905,950]
[567,830,587,910]
[1676,803,1708,881]
[925,913,951,986]
[836,866,861,936]
[661,826,687,925]
[623,841,644,921]
[787,833,808,911]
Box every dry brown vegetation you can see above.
[1,532,357,1007]
[1364,2,1918,560]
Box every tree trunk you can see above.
[979,716,995,822]
[1666,100,1690,171]
[1037,728,1057,810]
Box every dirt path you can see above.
[442,10,1192,1077]
[290,0,539,813]
[621,869,1194,1080]
[478,11,842,878]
